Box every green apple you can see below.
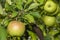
[44,1,57,12]
[43,16,56,26]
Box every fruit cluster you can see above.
[0,0,60,40]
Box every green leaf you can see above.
[54,35,60,40]
[38,24,47,36]
[0,26,7,40]
[30,12,41,18]
[27,30,38,40]
[57,13,60,16]
[56,16,60,23]
[24,14,35,23]
[28,3,39,10]
[0,19,3,23]
[0,4,4,15]
[24,0,32,8]
[26,0,32,5]
[5,3,13,11]
[37,0,45,5]
[4,19,10,26]
[23,0,27,3]
[44,35,52,40]
[55,37,59,40]
[15,0,23,10]
[6,0,12,5]
[11,11,18,18]
[49,29,59,36]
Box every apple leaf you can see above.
[6,0,12,5]
[27,30,38,40]
[56,16,60,23]
[15,0,23,10]
[30,12,41,18]
[0,4,4,15]
[24,14,35,23]
[0,26,7,40]
[37,0,45,5]
[44,35,52,40]
[24,0,32,8]
[11,11,18,18]
[28,3,39,10]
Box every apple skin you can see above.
[7,21,25,36]
[43,16,56,26]
[44,1,57,12]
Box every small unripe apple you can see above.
[7,21,25,36]
[44,1,57,12]
[43,16,56,26]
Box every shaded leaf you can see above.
[44,35,52,40]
